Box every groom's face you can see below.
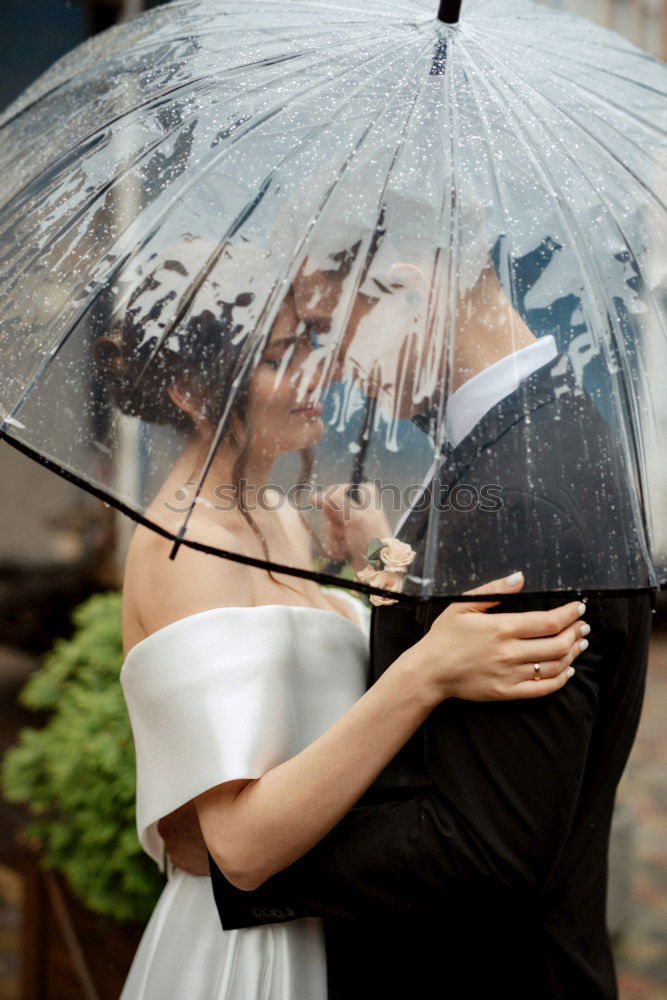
[292,258,436,421]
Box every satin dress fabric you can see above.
[119,592,370,1000]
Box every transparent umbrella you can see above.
[0,0,665,601]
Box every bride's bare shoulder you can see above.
[122,519,253,651]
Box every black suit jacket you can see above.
[210,357,653,999]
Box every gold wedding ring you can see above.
[533,663,542,681]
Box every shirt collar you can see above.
[444,335,558,449]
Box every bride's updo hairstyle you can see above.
[94,237,271,440]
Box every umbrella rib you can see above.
[0,24,391,218]
[0,23,410,355]
[412,26,469,458]
[94,17,414,76]
[0,65,290,207]
[460,47,656,556]
[0,31,384,293]
[416,41,468,585]
[523,114,667,483]
[556,59,663,99]
[0,131,171,299]
[297,32,443,433]
[466,21,666,99]
[168,32,438,557]
[497,57,666,216]
[303,30,437,375]
[0,19,133,132]
[462,33,666,216]
[463,41,659,577]
[0,78,69,133]
[503,36,662,83]
[468,40,663,357]
[2,12,407,184]
[470,23,667,141]
[535,64,667,145]
[0,18,398,220]
[322,48,438,430]
[182,0,423,19]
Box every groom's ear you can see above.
[387,263,430,299]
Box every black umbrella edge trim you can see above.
[0,430,661,606]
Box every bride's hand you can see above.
[409,571,589,703]
[316,482,392,571]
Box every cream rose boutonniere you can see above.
[356,537,416,606]
[379,537,415,570]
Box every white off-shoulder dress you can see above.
[119,592,370,1000]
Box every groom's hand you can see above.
[157,800,210,876]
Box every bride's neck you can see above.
[180,437,275,510]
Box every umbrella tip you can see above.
[437,0,462,23]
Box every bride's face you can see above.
[246,286,328,460]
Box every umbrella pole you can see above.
[350,395,377,503]
[437,1,462,23]
[324,396,377,576]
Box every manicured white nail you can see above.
[567,667,575,678]
[579,638,589,651]
[506,571,523,585]
[580,623,591,637]
[577,603,586,616]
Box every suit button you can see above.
[251,906,292,921]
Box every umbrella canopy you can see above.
[0,0,665,601]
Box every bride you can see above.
[106,243,587,999]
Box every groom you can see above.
[163,251,654,998]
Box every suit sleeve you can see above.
[211,591,650,930]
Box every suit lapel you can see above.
[398,354,576,565]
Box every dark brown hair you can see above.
[94,264,315,577]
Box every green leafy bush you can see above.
[1,592,164,923]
